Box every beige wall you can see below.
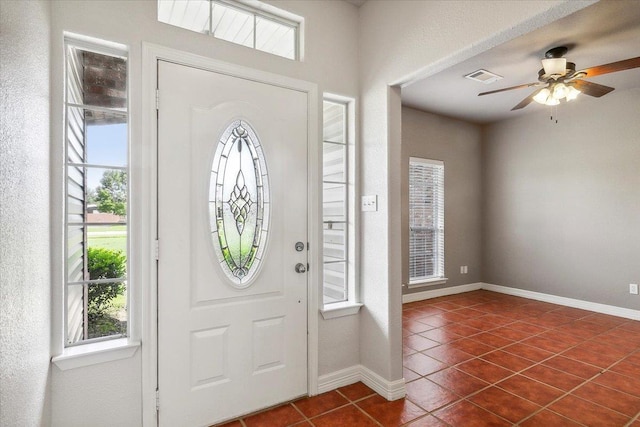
[49,1,360,425]
[401,107,483,294]
[0,1,52,425]
[482,88,640,309]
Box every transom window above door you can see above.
[157,0,303,60]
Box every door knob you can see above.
[295,263,307,274]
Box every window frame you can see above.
[408,157,446,287]
[157,0,302,61]
[62,37,132,348]
[320,95,362,319]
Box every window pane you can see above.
[323,142,346,183]
[67,284,86,344]
[88,226,128,279]
[87,281,127,340]
[67,282,127,344]
[323,221,346,262]
[66,46,84,105]
[67,49,127,109]
[410,228,436,279]
[85,167,127,220]
[67,226,86,283]
[323,101,345,143]
[323,183,346,222]
[256,16,295,59]
[158,0,210,33]
[67,166,85,224]
[67,107,128,167]
[212,2,254,48]
[323,262,346,304]
[86,111,128,167]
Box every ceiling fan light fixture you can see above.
[552,83,569,99]
[533,87,551,104]
[566,86,581,101]
[542,58,567,76]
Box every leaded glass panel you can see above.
[210,120,269,288]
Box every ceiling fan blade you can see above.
[583,57,640,78]
[511,88,542,111]
[571,79,615,97]
[478,82,540,96]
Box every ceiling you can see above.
[402,1,640,124]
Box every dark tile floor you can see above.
[216,290,640,426]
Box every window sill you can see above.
[320,301,363,320]
[51,338,140,371]
[407,278,448,289]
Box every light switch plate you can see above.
[361,195,377,212]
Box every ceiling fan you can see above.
[478,46,640,111]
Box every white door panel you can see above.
[158,61,308,426]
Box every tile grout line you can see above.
[403,292,640,426]
[289,400,312,425]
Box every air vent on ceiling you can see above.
[464,69,503,84]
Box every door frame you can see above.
[141,43,320,426]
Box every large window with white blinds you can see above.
[409,158,444,284]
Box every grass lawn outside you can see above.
[89,235,127,252]
[88,224,127,253]
[88,224,126,233]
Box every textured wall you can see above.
[0,0,52,425]
[483,89,640,309]
[401,107,483,293]
[51,355,142,427]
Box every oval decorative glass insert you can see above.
[209,120,270,288]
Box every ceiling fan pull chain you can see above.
[550,104,559,124]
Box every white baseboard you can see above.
[359,364,406,401]
[482,283,640,321]
[402,282,483,303]
[320,282,639,402]
[317,364,406,400]
[317,365,361,395]
[402,281,640,321]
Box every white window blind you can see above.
[409,158,444,283]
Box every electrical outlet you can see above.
[630,284,639,295]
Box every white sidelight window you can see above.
[321,97,361,318]
[64,38,129,346]
[157,0,301,60]
[409,158,445,285]
[322,100,348,304]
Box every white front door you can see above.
[157,60,309,426]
